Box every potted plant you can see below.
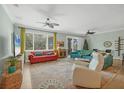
[7,57,18,74]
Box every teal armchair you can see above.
[103,54,113,69]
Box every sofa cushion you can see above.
[43,51,54,55]
[82,55,93,60]
[81,50,93,56]
[35,52,42,56]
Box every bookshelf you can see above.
[115,36,124,56]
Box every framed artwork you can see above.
[13,31,21,57]
[104,41,112,48]
[57,41,64,47]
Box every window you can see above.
[48,36,54,49]
[34,34,47,50]
[25,32,54,50]
[25,33,33,50]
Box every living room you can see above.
[0,3,124,90]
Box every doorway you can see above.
[66,36,79,55]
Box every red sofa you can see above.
[28,51,58,64]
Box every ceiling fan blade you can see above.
[48,24,54,28]
[89,32,95,34]
[46,24,54,28]
[52,23,59,26]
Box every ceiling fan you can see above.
[84,29,96,36]
[37,18,60,28]
[86,30,96,35]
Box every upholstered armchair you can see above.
[73,52,104,88]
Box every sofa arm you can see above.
[28,54,34,60]
[73,66,101,88]
[103,54,113,69]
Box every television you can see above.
[13,31,21,57]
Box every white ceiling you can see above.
[4,4,124,35]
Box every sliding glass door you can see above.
[67,37,79,55]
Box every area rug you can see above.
[29,59,121,89]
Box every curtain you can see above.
[53,32,57,50]
[20,27,26,54]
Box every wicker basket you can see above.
[0,69,22,89]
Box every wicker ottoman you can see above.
[1,69,22,89]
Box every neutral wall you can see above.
[0,5,14,68]
[87,30,124,59]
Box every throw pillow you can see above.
[89,52,99,71]
[89,52,104,71]
[35,52,42,56]
[83,50,93,56]
[44,51,54,55]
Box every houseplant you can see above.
[83,39,89,50]
[7,57,18,74]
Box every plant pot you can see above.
[8,66,16,74]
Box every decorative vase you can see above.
[8,66,16,74]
